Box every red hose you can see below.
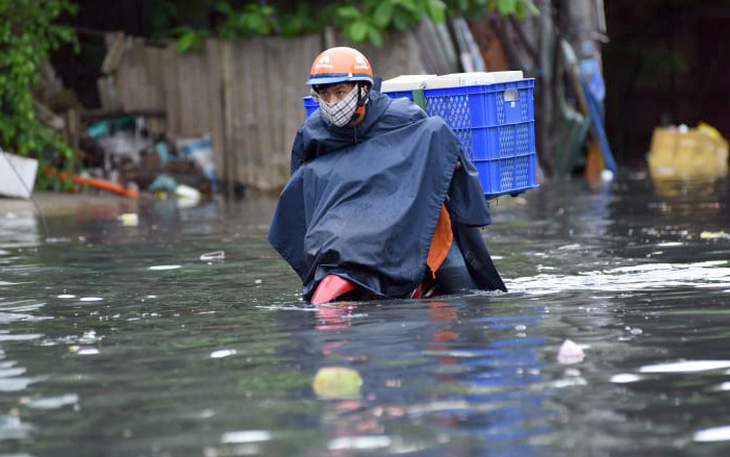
[45,167,139,199]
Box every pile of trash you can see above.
[5,60,228,202]
[82,115,218,200]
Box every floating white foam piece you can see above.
[148,265,181,271]
[329,436,392,451]
[639,360,730,373]
[200,251,225,261]
[211,349,236,359]
[693,425,730,442]
[557,339,585,365]
[25,393,79,409]
[221,430,272,444]
[610,373,641,383]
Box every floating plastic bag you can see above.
[557,339,585,365]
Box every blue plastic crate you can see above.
[302,79,538,198]
[474,153,536,198]
[421,79,537,198]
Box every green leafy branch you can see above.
[0,0,78,190]
[445,0,539,18]
[164,0,539,51]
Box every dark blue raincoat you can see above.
[268,90,504,300]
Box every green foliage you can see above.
[160,0,539,51]
[0,0,77,190]
[323,0,538,45]
[216,2,277,39]
[277,2,320,37]
[322,0,447,46]
[172,25,211,53]
[445,0,539,18]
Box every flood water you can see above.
[1,173,730,456]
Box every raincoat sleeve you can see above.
[445,148,492,227]
[268,173,308,277]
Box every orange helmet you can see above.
[306,47,374,87]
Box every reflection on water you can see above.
[0,212,41,249]
[0,175,729,456]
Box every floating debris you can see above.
[557,339,585,365]
[22,393,79,410]
[221,430,272,444]
[117,213,138,227]
[210,349,236,359]
[200,251,225,261]
[700,231,730,240]
[640,360,730,373]
[694,425,730,442]
[328,436,391,451]
[148,265,181,271]
[610,373,641,384]
[69,346,100,355]
[313,367,363,399]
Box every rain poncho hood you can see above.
[268,90,493,299]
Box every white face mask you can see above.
[314,85,366,128]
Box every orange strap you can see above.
[426,204,453,276]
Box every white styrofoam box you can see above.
[380,74,436,92]
[424,71,525,88]
[423,76,462,88]
[490,71,524,83]
[0,151,39,199]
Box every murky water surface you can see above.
[1,174,730,456]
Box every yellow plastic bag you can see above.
[647,123,729,178]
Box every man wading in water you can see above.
[268,46,506,303]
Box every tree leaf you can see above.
[337,6,362,20]
[426,0,446,22]
[367,26,384,47]
[391,8,410,30]
[515,1,525,18]
[348,20,369,41]
[520,0,540,16]
[215,2,235,19]
[395,0,418,13]
[176,30,206,53]
[496,0,516,16]
[372,1,394,28]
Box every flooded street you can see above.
[1,173,730,456]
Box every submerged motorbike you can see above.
[309,223,506,304]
